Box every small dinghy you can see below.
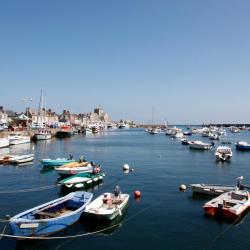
[9,191,93,237]
[215,146,232,161]
[203,189,250,220]
[40,158,75,169]
[9,154,34,164]
[58,172,106,189]
[54,161,96,176]
[191,176,244,196]
[190,184,235,195]
[84,192,129,221]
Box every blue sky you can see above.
[1,0,250,124]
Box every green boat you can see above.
[58,172,105,189]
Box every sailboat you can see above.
[147,107,160,134]
[34,89,52,141]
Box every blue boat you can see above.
[235,141,250,151]
[9,191,93,237]
[40,158,75,168]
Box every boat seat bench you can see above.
[35,211,58,218]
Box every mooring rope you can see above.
[0,194,163,240]
[0,225,6,240]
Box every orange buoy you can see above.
[134,190,141,198]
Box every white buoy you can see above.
[123,163,130,170]
[179,184,187,191]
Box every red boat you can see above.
[203,189,250,220]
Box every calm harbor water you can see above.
[1,128,250,249]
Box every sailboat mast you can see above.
[37,89,43,125]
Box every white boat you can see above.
[0,137,9,148]
[84,192,130,220]
[148,127,161,134]
[54,161,95,176]
[189,141,212,150]
[203,189,250,220]
[215,146,232,161]
[8,133,30,145]
[34,130,52,140]
[209,134,220,140]
[190,184,235,195]
[172,131,184,138]
[9,154,34,164]
[83,127,92,135]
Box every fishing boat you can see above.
[203,189,250,220]
[9,191,93,237]
[58,172,105,189]
[0,137,9,148]
[34,130,51,140]
[84,192,129,220]
[8,133,30,145]
[55,125,75,138]
[54,161,96,176]
[235,141,250,151]
[189,141,213,150]
[10,154,34,164]
[215,146,232,161]
[40,157,75,168]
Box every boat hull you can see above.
[85,193,129,221]
[9,191,93,237]
[236,145,250,151]
[34,134,52,140]
[9,138,30,145]
[40,159,75,168]
[0,138,9,148]
[55,131,74,138]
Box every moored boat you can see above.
[189,141,213,150]
[40,157,75,168]
[34,130,52,140]
[235,141,250,151]
[0,137,9,148]
[9,191,93,237]
[203,189,250,220]
[215,146,232,161]
[54,161,96,176]
[8,133,30,145]
[58,172,105,189]
[55,125,75,138]
[190,184,235,195]
[10,154,34,164]
[84,192,129,220]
